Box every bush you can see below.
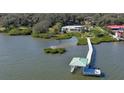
[44,48,66,54]
[8,28,19,35]
[32,20,51,33]
[48,22,62,35]
[0,27,6,32]
[8,27,31,35]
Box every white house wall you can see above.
[61,25,83,32]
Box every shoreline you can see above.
[0,32,120,45]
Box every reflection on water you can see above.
[0,33,124,80]
[90,46,96,68]
[49,37,77,48]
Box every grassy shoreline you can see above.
[0,26,119,45]
[8,27,32,35]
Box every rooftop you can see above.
[69,57,88,67]
[62,25,83,28]
[107,25,124,29]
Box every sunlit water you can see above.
[0,33,124,80]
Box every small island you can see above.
[44,47,66,54]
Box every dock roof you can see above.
[69,57,88,67]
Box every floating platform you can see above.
[82,67,101,76]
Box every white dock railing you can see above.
[86,38,93,65]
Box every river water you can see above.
[0,33,124,80]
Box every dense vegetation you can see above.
[8,27,31,35]
[0,13,122,45]
[0,13,124,35]
[75,26,117,45]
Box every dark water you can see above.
[0,33,124,80]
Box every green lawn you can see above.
[76,26,116,45]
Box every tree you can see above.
[32,20,52,33]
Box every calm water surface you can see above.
[0,33,124,80]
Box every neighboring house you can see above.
[107,25,124,31]
[61,25,84,33]
[107,25,124,38]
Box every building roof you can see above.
[107,25,124,29]
[69,57,88,67]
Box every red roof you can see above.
[107,25,124,29]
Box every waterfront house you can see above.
[61,25,84,33]
[107,25,124,38]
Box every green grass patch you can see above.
[32,31,54,39]
[32,31,82,40]
[71,32,81,37]
[55,33,73,40]
[32,32,72,40]
[77,37,87,45]
[91,36,116,44]
[91,37,101,44]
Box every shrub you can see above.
[8,27,31,35]
[32,20,51,33]
[8,28,22,35]
[0,27,6,32]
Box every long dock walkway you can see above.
[69,38,93,72]
[69,37,101,76]
[86,38,93,65]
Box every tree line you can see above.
[0,13,124,33]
